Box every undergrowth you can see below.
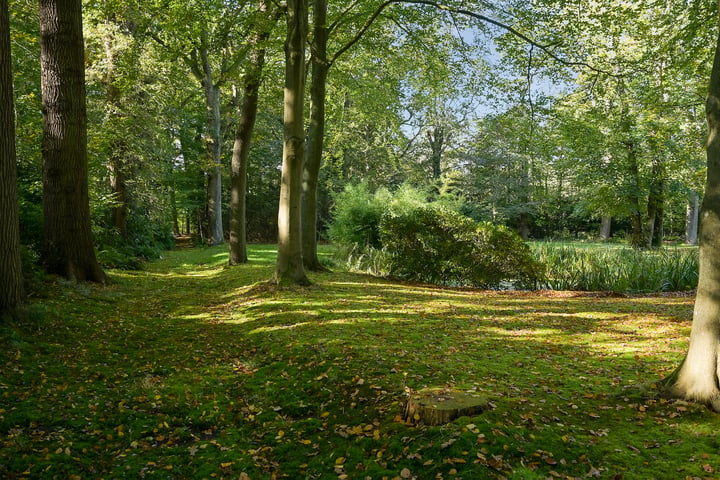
[0,244,716,479]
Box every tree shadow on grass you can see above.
[0,245,709,480]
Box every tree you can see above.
[39,0,106,283]
[0,0,25,314]
[665,7,720,409]
[229,1,278,265]
[300,0,330,271]
[301,0,395,271]
[275,0,310,285]
[146,1,253,246]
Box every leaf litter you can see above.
[1,245,718,479]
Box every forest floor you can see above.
[1,244,717,480]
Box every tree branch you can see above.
[395,0,620,77]
[328,0,618,77]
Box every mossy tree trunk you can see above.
[275,0,310,286]
[666,17,720,411]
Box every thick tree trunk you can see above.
[39,0,106,283]
[229,1,272,265]
[599,216,612,241]
[275,0,309,286]
[667,21,720,411]
[687,191,700,245]
[0,0,25,313]
[301,0,329,272]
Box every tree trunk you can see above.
[39,0,107,283]
[229,1,272,265]
[199,34,224,246]
[169,187,180,237]
[652,201,664,249]
[646,156,665,248]
[666,20,720,411]
[0,0,25,313]
[205,86,223,245]
[518,212,531,241]
[599,216,612,241]
[275,0,309,286]
[687,191,700,245]
[103,34,128,239]
[427,125,444,181]
[625,138,646,249]
[301,0,329,272]
[404,388,488,426]
[108,156,128,237]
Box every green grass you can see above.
[1,244,717,479]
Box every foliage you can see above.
[380,199,543,288]
[535,243,699,293]
[332,243,392,277]
[1,245,714,479]
[327,182,391,249]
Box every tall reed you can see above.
[534,244,698,293]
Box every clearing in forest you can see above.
[1,245,717,479]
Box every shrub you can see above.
[380,202,542,289]
[327,183,390,249]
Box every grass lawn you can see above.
[1,244,717,479]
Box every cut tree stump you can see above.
[404,388,489,426]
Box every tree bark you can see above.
[666,19,720,411]
[198,32,224,246]
[301,0,329,272]
[103,34,128,238]
[275,0,310,286]
[427,125,445,181]
[687,191,700,245]
[646,156,665,248]
[624,137,645,249]
[229,1,273,265]
[0,0,25,313]
[108,154,128,237]
[599,216,612,241]
[39,0,107,283]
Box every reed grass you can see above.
[534,243,698,293]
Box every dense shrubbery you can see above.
[329,184,542,288]
[329,184,700,293]
[380,202,542,288]
[327,183,390,249]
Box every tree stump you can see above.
[404,388,488,426]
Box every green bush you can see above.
[327,183,390,249]
[379,202,542,289]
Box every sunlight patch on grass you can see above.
[250,322,316,333]
[178,313,213,321]
[1,245,711,480]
